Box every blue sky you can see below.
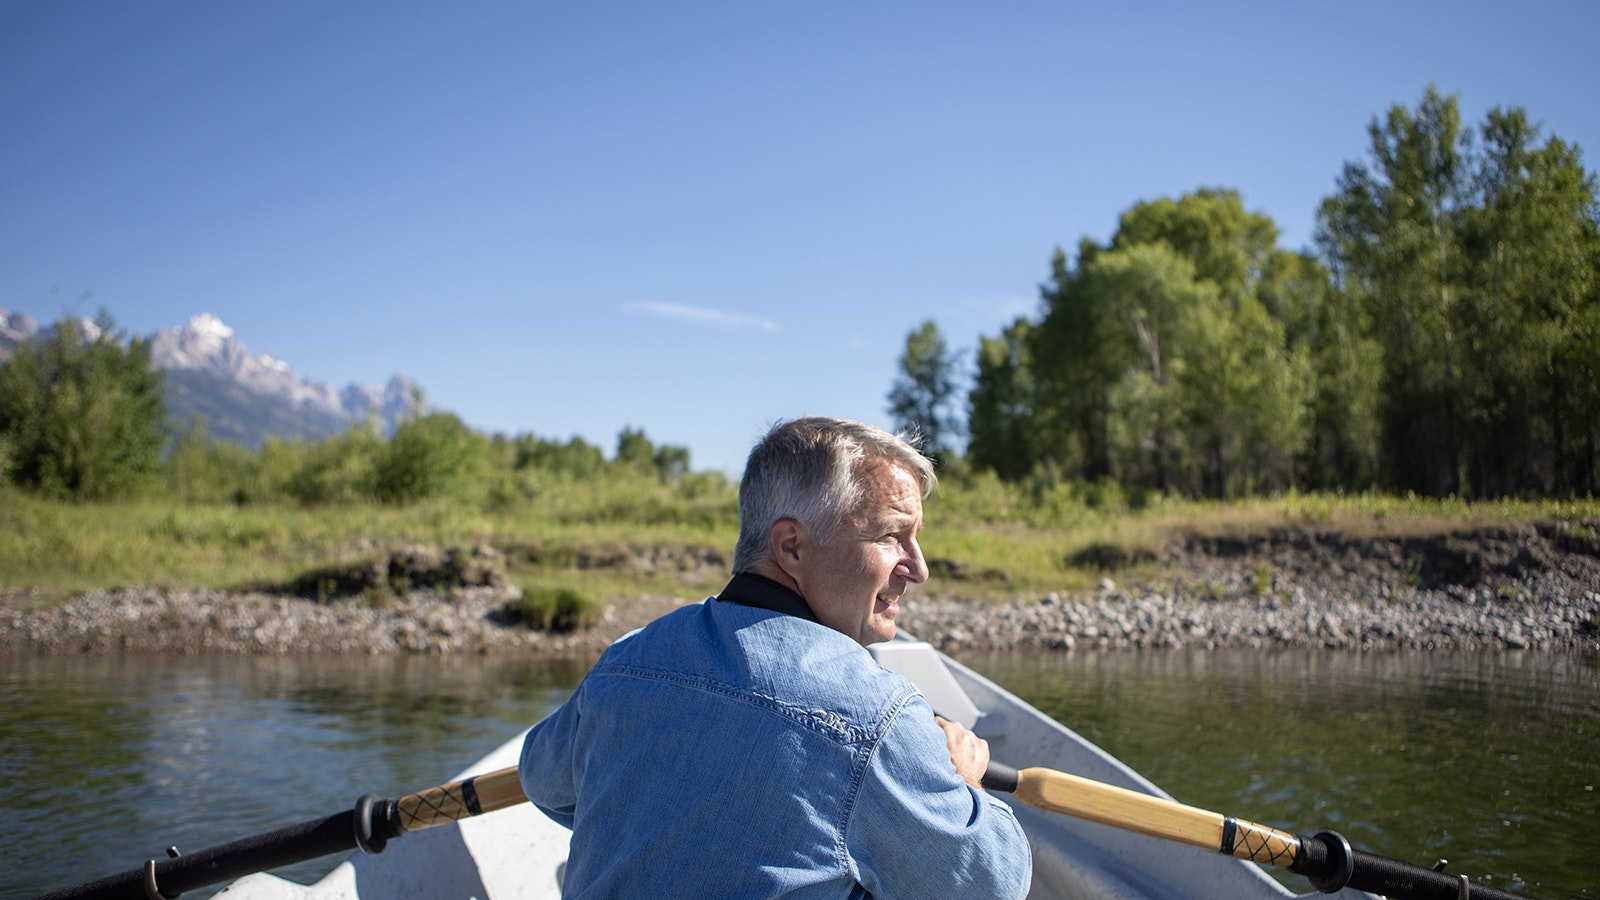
[3,2,1596,475]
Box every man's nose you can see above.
[898,538,929,584]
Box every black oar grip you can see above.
[981,761,1019,793]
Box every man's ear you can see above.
[768,517,807,577]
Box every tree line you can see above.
[0,314,705,505]
[892,87,1599,500]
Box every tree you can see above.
[1028,192,1317,497]
[887,319,960,462]
[1317,85,1471,495]
[0,311,166,499]
[614,426,692,483]
[1317,85,1600,496]
[1112,187,1280,302]
[373,412,484,503]
[1458,107,1600,495]
[966,318,1037,481]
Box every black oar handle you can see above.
[33,766,528,900]
[33,808,363,900]
[980,760,1020,793]
[1293,832,1528,900]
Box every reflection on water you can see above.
[963,648,1600,900]
[1,654,586,899]
[3,650,1596,900]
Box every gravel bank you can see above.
[3,522,1597,656]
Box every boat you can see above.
[210,638,1381,900]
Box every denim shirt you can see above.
[519,575,1032,899]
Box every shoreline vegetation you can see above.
[4,486,1597,657]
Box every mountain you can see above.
[0,309,425,449]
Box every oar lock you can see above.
[1431,858,1474,900]
[352,793,397,856]
[140,846,181,900]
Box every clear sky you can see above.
[3,2,1596,475]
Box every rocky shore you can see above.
[3,521,1597,656]
[906,520,1600,653]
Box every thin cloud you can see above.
[624,302,779,333]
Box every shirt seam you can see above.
[589,663,889,744]
[836,682,922,884]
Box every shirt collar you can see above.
[716,572,819,623]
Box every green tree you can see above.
[281,426,384,505]
[373,412,484,503]
[614,426,692,483]
[1030,193,1316,497]
[1317,85,1471,495]
[614,426,656,470]
[1112,188,1280,302]
[1317,85,1600,496]
[1459,107,1600,495]
[0,311,166,499]
[164,418,262,503]
[888,319,960,461]
[511,433,605,477]
[966,317,1037,481]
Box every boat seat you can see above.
[869,639,987,731]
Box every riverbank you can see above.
[3,521,1597,656]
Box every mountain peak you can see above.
[187,312,235,343]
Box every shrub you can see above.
[501,587,599,633]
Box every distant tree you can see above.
[511,434,606,477]
[281,426,384,505]
[614,426,692,482]
[966,317,1038,481]
[373,412,483,503]
[163,417,262,504]
[888,319,960,462]
[614,426,656,470]
[0,311,165,499]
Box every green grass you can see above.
[2,480,1595,607]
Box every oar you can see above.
[32,767,527,900]
[38,761,1532,900]
[980,762,1531,900]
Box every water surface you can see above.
[4,649,1595,899]
[965,648,1600,899]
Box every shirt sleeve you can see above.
[846,694,1033,899]
[518,691,582,830]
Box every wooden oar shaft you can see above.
[1011,767,1300,867]
[392,765,525,832]
[1000,765,1530,900]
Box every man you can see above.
[519,417,1032,898]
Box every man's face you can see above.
[794,459,929,646]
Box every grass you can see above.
[3,481,1596,607]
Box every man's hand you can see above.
[935,715,991,790]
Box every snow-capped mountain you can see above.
[0,309,426,448]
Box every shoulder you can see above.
[598,602,922,730]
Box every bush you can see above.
[501,587,599,633]
[373,413,484,504]
[0,312,165,499]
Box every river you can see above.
[3,649,1596,900]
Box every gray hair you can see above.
[731,417,936,573]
